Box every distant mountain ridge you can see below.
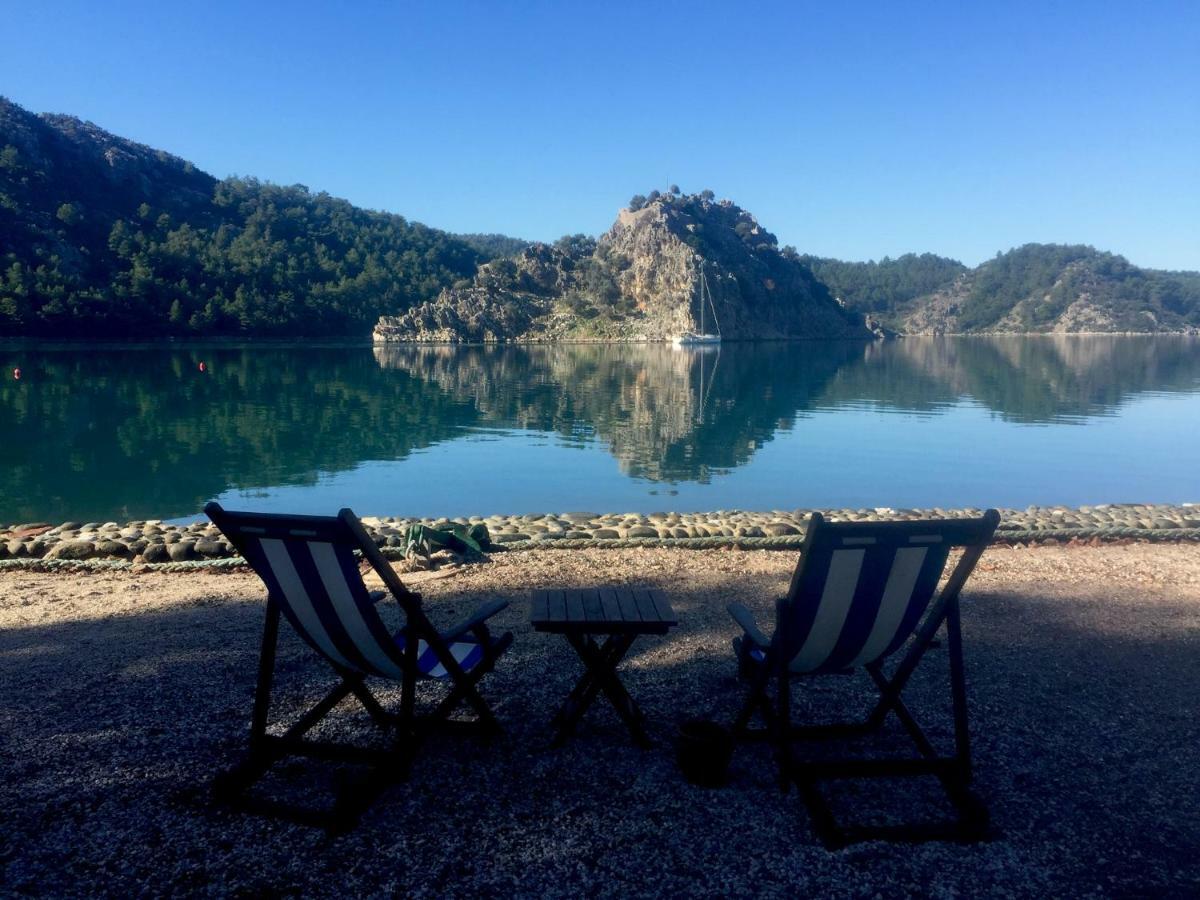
[803,245,1200,334]
[2,96,1197,338]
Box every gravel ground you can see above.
[1,544,1198,897]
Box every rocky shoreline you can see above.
[1,503,1197,565]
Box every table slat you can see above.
[548,590,567,622]
[599,589,623,623]
[531,591,549,622]
[616,589,642,622]
[634,589,659,623]
[566,590,586,622]
[649,590,677,625]
[582,589,604,622]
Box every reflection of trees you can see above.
[0,347,481,523]
[2,336,1197,523]
[373,343,862,481]
[885,336,1200,423]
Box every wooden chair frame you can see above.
[206,503,513,830]
[730,510,999,847]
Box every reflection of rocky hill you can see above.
[813,335,1200,423]
[374,343,861,481]
[5,336,1196,523]
[888,335,1200,422]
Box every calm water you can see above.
[1,337,1198,524]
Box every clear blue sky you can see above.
[3,0,1198,269]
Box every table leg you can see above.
[553,633,651,748]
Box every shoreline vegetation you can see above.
[3,97,1198,341]
[2,503,1197,567]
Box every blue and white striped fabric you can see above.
[238,533,482,679]
[394,631,485,678]
[780,535,952,675]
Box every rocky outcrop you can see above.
[375,193,873,342]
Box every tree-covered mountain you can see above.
[802,246,1199,334]
[798,253,968,314]
[0,97,503,337]
[901,244,1200,334]
[452,233,532,260]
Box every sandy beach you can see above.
[2,543,1198,896]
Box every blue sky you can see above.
[3,0,1198,269]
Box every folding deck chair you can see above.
[728,509,1000,847]
[205,502,513,829]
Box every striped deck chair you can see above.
[727,509,1000,847]
[205,502,513,829]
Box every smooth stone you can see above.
[627,526,659,538]
[194,540,226,556]
[44,541,95,561]
[491,533,529,543]
[141,544,170,563]
[95,540,130,558]
[592,529,620,539]
[6,540,28,557]
[167,542,197,562]
[562,512,599,523]
[764,523,800,536]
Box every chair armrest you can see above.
[442,598,510,643]
[727,602,771,649]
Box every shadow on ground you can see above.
[1,565,1197,896]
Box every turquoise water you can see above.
[1,336,1197,523]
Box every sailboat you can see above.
[672,272,722,346]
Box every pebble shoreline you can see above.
[1,503,1197,564]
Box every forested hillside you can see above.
[0,97,489,336]
[900,244,1200,334]
[2,96,1197,338]
[798,253,967,314]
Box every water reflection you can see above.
[0,336,1197,522]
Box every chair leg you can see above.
[773,672,791,792]
[733,662,773,738]
[945,600,972,781]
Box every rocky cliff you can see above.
[374,192,874,342]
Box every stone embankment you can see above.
[1,504,1197,567]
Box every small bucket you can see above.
[676,719,733,787]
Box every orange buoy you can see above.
[12,367,19,380]
[198,361,207,373]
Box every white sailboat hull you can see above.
[671,332,722,346]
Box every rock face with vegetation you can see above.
[805,246,1200,334]
[375,189,873,342]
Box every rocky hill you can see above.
[899,245,1200,334]
[375,191,874,342]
